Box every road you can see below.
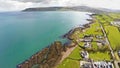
[98,21,115,59]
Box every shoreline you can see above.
[17,13,94,68]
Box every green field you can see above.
[57,46,81,68]
[89,51,111,60]
[57,59,79,68]
[105,25,120,50]
[85,21,102,35]
[109,13,120,19]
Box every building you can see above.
[118,50,120,57]
[84,42,92,48]
[111,21,120,27]
[96,39,107,45]
[80,61,114,68]
[83,35,93,42]
[96,35,104,39]
[80,61,92,68]
[80,51,89,59]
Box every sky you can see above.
[0,0,120,12]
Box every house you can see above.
[80,51,89,59]
[80,61,92,68]
[96,35,103,39]
[93,61,114,68]
[83,35,93,42]
[111,21,120,27]
[96,39,106,45]
[84,42,92,48]
[108,62,113,68]
[82,63,92,68]
[80,61,114,68]
[118,50,120,57]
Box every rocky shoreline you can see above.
[17,41,77,68]
[17,14,94,68]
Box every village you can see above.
[78,14,120,68]
[57,13,120,68]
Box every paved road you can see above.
[98,21,115,59]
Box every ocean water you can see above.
[0,11,90,68]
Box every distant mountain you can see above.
[23,6,120,13]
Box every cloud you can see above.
[72,0,120,10]
[0,0,35,11]
[12,0,44,3]
[0,0,120,12]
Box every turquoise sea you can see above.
[0,11,90,68]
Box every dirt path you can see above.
[54,45,77,68]
[60,46,77,63]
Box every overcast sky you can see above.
[0,0,120,12]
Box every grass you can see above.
[109,13,120,19]
[84,22,103,35]
[104,25,120,50]
[57,59,79,68]
[57,46,81,68]
[68,46,82,59]
[89,51,111,61]
[91,42,98,50]
[95,14,113,23]
[78,20,103,38]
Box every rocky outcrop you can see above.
[17,41,68,68]
[17,48,49,68]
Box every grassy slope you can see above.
[57,46,81,68]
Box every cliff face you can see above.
[17,41,67,68]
